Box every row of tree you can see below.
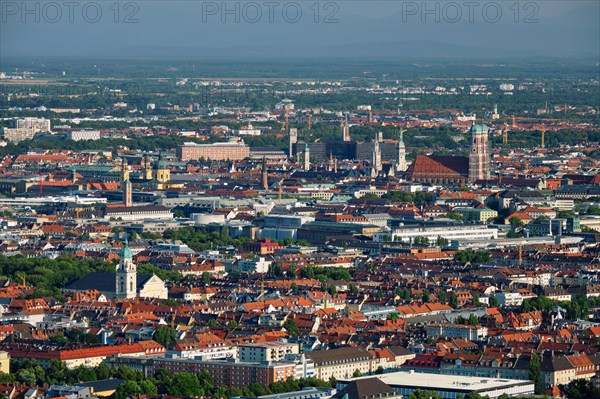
[3,358,334,399]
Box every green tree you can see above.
[437,291,447,304]
[468,314,479,326]
[17,369,37,386]
[166,372,204,397]
[154,325,177,347]
[422,290,430,303]
[283,319,300,337]
[435,236,449,247]
[352,369,362,377]
[202,271,212,286]
[529,353,543,394]
[409,389,442,399]
[449,292,459,309]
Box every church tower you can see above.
[396,129,407,173]
[116,236,137,299]
[288,128,298,159]
[121,158,129,182]
[123,177,132,207]
[341,114,351,142]
[303,146,310,171]
[468,124,490,183]
[143,156,153,180]
[121,159,132,207]
[371,133,382,178]
[155,153,170,184]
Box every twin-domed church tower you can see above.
[468,124,490,183]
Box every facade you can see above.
[455,207,498,222]
[425,324,488,341]
[307,347,375,380]
[151,358,297,388]
[0,351,9,374]
[177,142,250,161]
[67,130,101,141]
[234,256,272,273]
[238,342,300,363]
[16,117,51,132]
[375,223,498,244]
[104,205,173,221]
[3,127,38,142]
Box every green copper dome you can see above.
[156,153,168,170]
[471,124,489,133]
[121,235,133,259]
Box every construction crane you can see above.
[278,178,284,203]
[16,272,26,286]
[306,113,312,130]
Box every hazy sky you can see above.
[1,1,599,58]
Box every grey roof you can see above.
[64,272,152,292]
[332,378,397,399]
[77,379,124,392]
[307,346,374,366]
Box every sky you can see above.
[1,1,599,58]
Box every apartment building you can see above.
[238,342,300,362]
[151,357,297,388]
[67,130,101,141]
[307,347,375,380]
[425,324,488,341]
[177,142,250,161]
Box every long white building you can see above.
[374,223,498,244]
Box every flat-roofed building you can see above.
[68,130,101,141]
[177,142,250,161]
[239,342,300,363]
[16,117,51,132]
[337,371,534,399]
[375,222,497,244]
[425,324,488,341]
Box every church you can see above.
[405,124,490,184]
[64,239,168,299]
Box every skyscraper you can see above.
[468,124,490,182]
